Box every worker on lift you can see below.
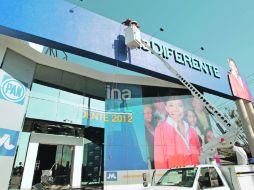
[233,142,248,165]
[122,18,141,49]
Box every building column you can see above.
[71,145,84,188]
[20,142,39,189]
[244,100,254,133]
[0,49,36,190]
[236,99,254,157]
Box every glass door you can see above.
[32,144,73,188]
[53,145,73,186]
[33,144,57,185]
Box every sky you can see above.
[67,0,254,108]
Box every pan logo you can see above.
[0,128,19,156]
[0,75,27,105]
[106,172,117,181]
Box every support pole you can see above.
[236,99,254,157]
[244,100,254,133]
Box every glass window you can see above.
[57,102,82,124]
[199,167,211,188]
[209,167,223,187]
[30,83,59,102]
[27,83,90,125]
[157,167,197,187]
[90,98,105,112]
[26,97,58,121]
[199,167,223,189]
[58,90,84,106]
[159,170,182,185]
[57,90,88,124]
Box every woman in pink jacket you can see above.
[154,97,201,169]
[228,58,252,102]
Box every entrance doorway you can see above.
[33,144,73,187]
[20,121,103,189]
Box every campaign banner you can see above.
[143,95,219,169]
[228,58,252,102]
[104,83,148,171]
[82,109,133,128]
[101,83,222,171]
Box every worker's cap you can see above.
[131,20,140,28]
[131,20,138,24]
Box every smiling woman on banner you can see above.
[154,96,201,169]
[228,58,252,102]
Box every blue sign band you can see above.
[0,0,232,97]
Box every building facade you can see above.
[0,1,254,190]
[0,37,197,189]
